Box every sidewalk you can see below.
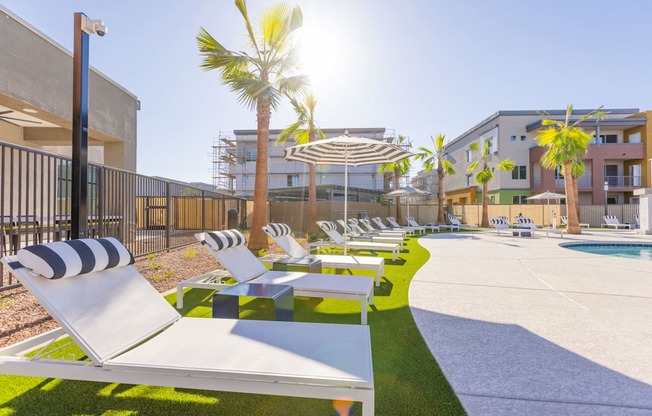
[409,231,652,415]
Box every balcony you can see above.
[555,176,593,189]
[605,175,642,188]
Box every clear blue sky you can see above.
[4,0,652,183]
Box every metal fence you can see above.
[0,141,246,290]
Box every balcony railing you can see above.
[605,176,642,187]
[554,176,592,188]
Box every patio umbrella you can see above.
[527,190,566,227]
[284,134,412,255]
[385,186,430,222]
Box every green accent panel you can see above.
[489,189,532,204]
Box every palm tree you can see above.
[197,0,308,250]
[534,105,604,234]
[467,141,515,227]
[415,134,456,224]
[277,92,325,235]
[380,135,411,224]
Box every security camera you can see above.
[82,16,107,37]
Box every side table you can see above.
[212,282,294,321]
[272,256,322,273]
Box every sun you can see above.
[297,26,344,91]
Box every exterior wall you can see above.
[0,6,138,171]
[624,111,652,188]
[230,128,391,198]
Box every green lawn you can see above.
[0,235,465,415]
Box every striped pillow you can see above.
[317,221,336,231]
[263,223,291,237]
[17,237,134,279]
[205,229,246,251]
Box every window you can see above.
[520,135,527,141]
[489,195,496,203]
[592,134,618,144]
[629,132,641,144]
[511,165,527,180]
[466,149,473,163]
[486,138,494,154]
[287,175,299,187]
[512,195,527,204]
[510,135,516,142]
[555,166,564,179]
[244,149,257,161]
[466,174,472,187]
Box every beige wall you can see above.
[0,6,137,171]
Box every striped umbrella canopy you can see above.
[284,134,412,254]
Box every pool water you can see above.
[562,243,652,260]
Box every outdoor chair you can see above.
[490,217,534,237]
[514,217,565,238]
[560,215,589,228]
[262,223,385,286]
[314,221,401,261]
[446,214,478,230]
[387,217,425,234]
[349,218,405,238]
[601,215,632,229]
[0,237,374,414]
[406,217,435,232]
[359,218,407,238]
[336,220,404,245]
[195,230,374,324]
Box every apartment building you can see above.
[411,170,439,201]
[443,108,648,205]
[216,128,395,199]
[0,5,138,171]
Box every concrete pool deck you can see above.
[409,230,652,415]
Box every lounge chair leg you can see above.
[361,301,368,325]
[176,284,184,309]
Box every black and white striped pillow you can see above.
[17,237,134,279]
[263,223,291,237]
[317,221,336,231]
[205,229,246,251]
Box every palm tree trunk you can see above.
[572,174,580,218]
[248,98,271,250]
[564,163,581,234]
[307,163,317,235]
[481,181,489,227]
[437,165,445,224]
[394,168,401,224]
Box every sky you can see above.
[3,0,652,184]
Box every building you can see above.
[443,108,648,205]
[215,128,396,199]
[0,5,138,171]
[410,170,439,202]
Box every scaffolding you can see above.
[212,132,237,193]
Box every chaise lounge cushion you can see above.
[264,223,292,237]
[17,237,134,279]
[203,230,268,282]
[205,229,247,251]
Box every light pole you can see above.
[603,180,609,216]
[71,13,106,239]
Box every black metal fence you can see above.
[0,141,246,290]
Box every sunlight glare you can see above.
[298,26,344,90]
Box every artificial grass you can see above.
[0,235,465,415]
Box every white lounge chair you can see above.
[372,217,416,235]
[350,218,405,238]
[0,238,374,415]
[358,218,407,238]
[336,221,405,246]
[263,223,385,286]
[196,230,374,324]
[514,217,565,238]
[490,217,533,237]
[601,215,632,229]
[560,215,589,228]
[407,217,438,232]
[314,221,401,261]
[447,214,478,230]
[386,217,425,235]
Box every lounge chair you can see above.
[371,217,416,235]
[601,215,632,229]
[313,221,401,261]
[514,217,565,238]
[447,214,478,230]
[196,230,374,324]
[0,238,374,415]
[490,217,533,237]
[262,223,385,286]
[358,218,407,238]
[407,217,438,232]
[560,215,589,228]
[336,220,405,245]
[386,217,425,235]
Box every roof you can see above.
[526,117,647,132]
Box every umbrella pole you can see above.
[343,149,348,256]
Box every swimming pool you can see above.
[561,242,652,260]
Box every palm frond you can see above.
[467,161,479,172]
[442,160,456,176]
[234,0,261,57]
[496,159,515,171]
